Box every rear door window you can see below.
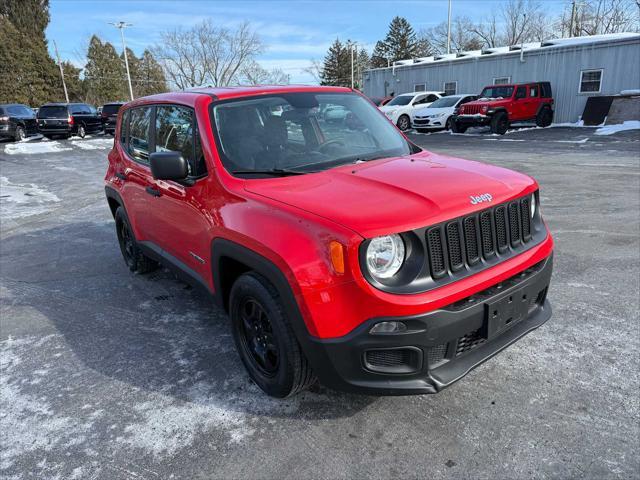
[155,105,206,177]
[128,107,152,164]
[529,85,539,97]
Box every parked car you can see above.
[452,82,554,134]
[378,91,443,131]
[37,103,103,139]
[368,96,393,107]
[0,104,38,141]
[105,86,554,398]
[411,94,478,132]
[323,104,349,123]
[101,102,126,135]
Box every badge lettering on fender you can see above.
[470,193,493,205]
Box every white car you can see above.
[379,91,442,131]
[411,94,479,132]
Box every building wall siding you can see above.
[363,38,640,123]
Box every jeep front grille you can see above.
[462,104,484,115]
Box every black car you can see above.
[0,104,38,141]
[37,103,103,139]
[100,102,125,135]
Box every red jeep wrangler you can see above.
[453,82,554,134]
[105,86,553,397]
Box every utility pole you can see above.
[351,43,355,89]
[110,21,134,101]
[569,0,577,37]
[447,0,452,54]
[53,40,69,103]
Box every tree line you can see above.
[317,0,639,86]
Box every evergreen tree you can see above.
[370,17,430,68]
[135,50,168,96]
[0,0,63,105]
[320,39,350,87]
[83,36,127,105]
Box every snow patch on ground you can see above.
[0,176,60,220]
[3,141,72,155]
[69,138,114,150]
[594,121,640,136]
[555,138,590,144]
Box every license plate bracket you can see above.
[485,287,530,339]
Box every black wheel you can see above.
[14,126,25,142]
[114,206,158,274]
[536,107,553,127]
[230,272,316,397]
[451,120,468,133]
[490,112,509,135]
[445,117,453,131]
[77,124,86,138]
[396,114,410,131]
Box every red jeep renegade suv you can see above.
[453,82,554,134]
[105,86,553,397]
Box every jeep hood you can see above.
[244,151,536,238]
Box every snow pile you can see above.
[3,140,72,155]
[0,176,60,220]
[594,120,640,136]
[69,138,114,150]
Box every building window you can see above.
[414,83,426,92]
[443,81,457,96]
[579,69,603,93]
[493,76,511,85]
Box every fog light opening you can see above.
[369,321,408,334]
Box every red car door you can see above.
[526,84,541,119]
[144,104,214,285]
[511,86,528,120]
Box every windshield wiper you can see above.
[231,168,311,176]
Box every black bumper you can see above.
[455,115,491,127]
[303,254,553,395]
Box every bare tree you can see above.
[240,60,289,85]
[499,0,550,45]
[303,59,323,83]
[422,16,483,54]
[471,13,501,48]
[152,20,263,89]
[557,0,640,36]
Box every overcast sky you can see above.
[47,0,568,84]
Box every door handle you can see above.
[145,186,161,197]
[115,172,127,181]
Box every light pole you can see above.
[110,21,134,101]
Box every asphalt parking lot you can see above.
[1,126,639,479]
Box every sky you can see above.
[47,0,569,84]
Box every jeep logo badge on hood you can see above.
[470,193,493,205]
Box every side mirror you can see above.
[150,151,188,181]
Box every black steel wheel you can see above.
[114,206,158,274]
[230,272,316,397]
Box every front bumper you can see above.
[303,254,553,395]
[455,114,491,126]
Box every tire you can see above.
[14,126,25,142]
[536,107,553,127]
[490,111,509,135]
[230,272,316,398]
[114,206,158,274]
[451,120,468,133]
[396,114,410,131]
[445,117,453,131]
[77,124,86,138]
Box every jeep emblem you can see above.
[470,193,493,205]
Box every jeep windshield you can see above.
[479,86,514,100]
[211,92,416,177]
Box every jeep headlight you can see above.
[366,234,405,279]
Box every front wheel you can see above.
[230,272,316,397]
[396,114,410,131]
[445,117,453,131]
[14,126,25,142]
[490,112,509,135]
[451,120,468,133]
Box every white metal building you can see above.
[363,33,640,123]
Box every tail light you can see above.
[68,115,74,125]
[0,116,9,123]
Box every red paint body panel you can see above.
[105,86,554,340]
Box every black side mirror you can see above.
[150,151,188,181]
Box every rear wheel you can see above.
[77,124,86,138]
[396,114,410,131]
[230,272,316,397]
[14,126,25,142]
[536,107,553,127]
[114,206,158,274]
[490,112,509,135]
